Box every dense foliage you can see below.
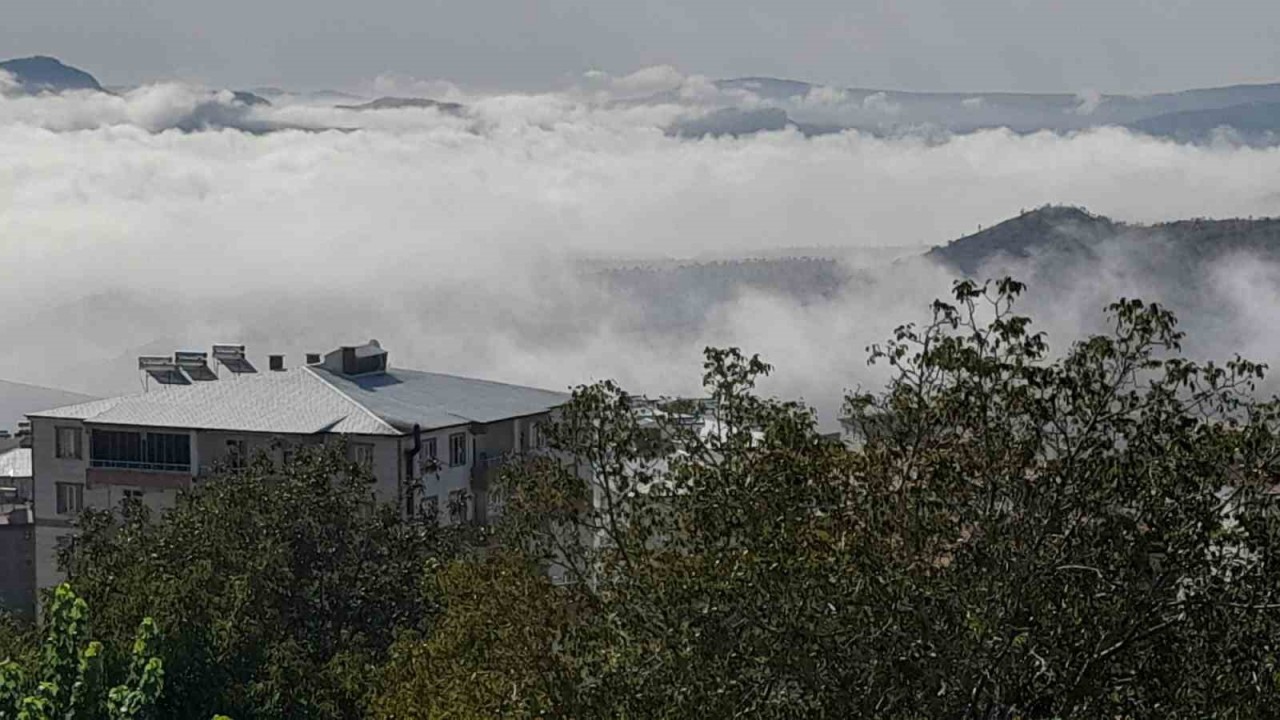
[57,444,462,720]
[0,584,162,720]
[381,280,1280,718]
[8,279,1280,718]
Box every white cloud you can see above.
[605,65,686,96]
[4,78,1280,423]
[1072,88,1104,116]
[0,70,19,97]
[801,85,851,108]
[861,91,902,116]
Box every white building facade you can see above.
[27,341,565,596]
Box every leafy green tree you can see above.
[373,552,574,719]
[0,584,162,720]
[390,279,1280,718]
[61,442,462,720]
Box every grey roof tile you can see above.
[26,365,568,436]
[308,367,570,432]
[0,448,31,478]
[28,370,398,435]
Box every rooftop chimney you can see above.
[305,353,321,365]
[269,355,285,372]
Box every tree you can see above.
[390,279,1280,718]
[60,442,463,720]
[0,584,163,720]
[372,552,575,719]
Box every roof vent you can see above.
[269,354,285,371]
[305,353,321,365]
[326,339,389,376]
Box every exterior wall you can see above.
[0,516,35,617]
[416,425,475,525]
[29,408,558,601]
[328,433,403,507]
[31,418,196,598]
[30,417,88,595]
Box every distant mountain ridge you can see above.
[336,97,464,113]
[928,206,1280,276]
[1128,102,1280,145]
[0,56,103,93]
[669,76,1280,141]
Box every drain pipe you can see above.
[404,423,422,517]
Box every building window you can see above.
[226,439,246,469]
[352,443,375,469]
[55,483,84,515]
[422,494,439,521]
[420,438,439,474]
[55,426,82,459]
[91,430,190,471]
[448,433,467,467]
[146,432,191,468]
[121,489,144,506]
[448,489,469,524]
[530,421,548,450]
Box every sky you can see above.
[4,0,1280,93]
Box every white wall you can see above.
[416,425,473,524]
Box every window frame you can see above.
[55,482,84,515]
[352,442,376,470]
[89,429,190,472]
[421,494,439,521]
[226,438,247,469]
[448,432,467,467]
[447,489,469,524]
[54,426,82,460]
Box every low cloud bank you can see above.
[4,73,1280,423]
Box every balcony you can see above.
[470,451,512,481]
[90,459,191,473]
[87,461,192,491]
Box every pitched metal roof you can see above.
[0,448,31,478]
[27,370,398,436]
[0,379,96,431]
[26,366,569,436]
[309,366,570,432]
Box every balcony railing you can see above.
[90,459,191,473]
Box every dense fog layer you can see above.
[4,69,1280,423]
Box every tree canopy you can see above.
[381,279,1280,718]
[8,279,1279,718]
[58,443,463,720]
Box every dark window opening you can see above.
[90,430,190,472]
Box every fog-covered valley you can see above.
[6,60,1280,425]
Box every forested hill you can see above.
[927,206,1280,277]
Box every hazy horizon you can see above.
[5,0,1280,94]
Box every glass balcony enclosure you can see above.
[89,430,191,472]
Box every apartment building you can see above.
[26,340,567,594]
[0,447,35,616]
